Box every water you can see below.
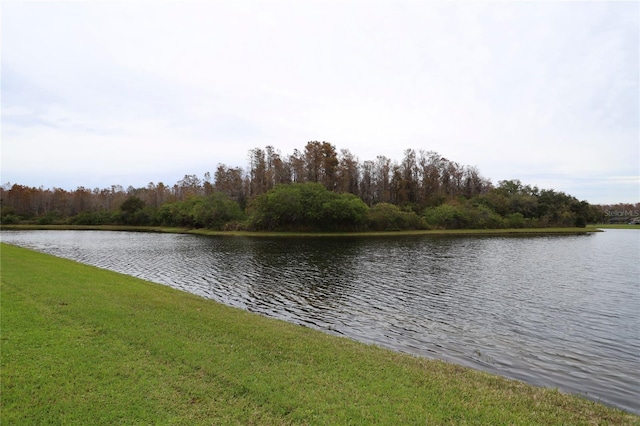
[2,229,639,413]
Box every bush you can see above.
[423,204,471,229]
[1,214,20,225]
[249,183,368,232]
[37,211,64,225]
[158,194,244,230]
[505,212,525,228]
[466,205,504,229]
[68,210,119,225]
[366,203,426,231]
[321,193,369,231]
[193,193,245,229]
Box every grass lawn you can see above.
[2,243,638,425]
[590,224,640,230]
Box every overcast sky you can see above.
[2,1,638,204]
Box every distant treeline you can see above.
[0,142,622,231]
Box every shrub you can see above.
[321,193,368,231]
[249,183,368,232]
[366,203,425,231]
[1,214,20,225]
[505,212,525,228]
[423,204,471,229]
[158,194,244,230]
[68,211,116,225]
[38,211,64,225]
[466,205,504,229]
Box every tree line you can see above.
[1,141,607,231]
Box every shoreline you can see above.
[0,224,603,237]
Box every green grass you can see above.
[2,243,637,425]
[1,223,599,237]
[589,224,640,230]
[188,227,599,237]
[0,224,189,233]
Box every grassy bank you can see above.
[0,224,189,233]
[2,244,637,424]
[0,223,599,237]
[590,224,640,230]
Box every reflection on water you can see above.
[2,229,639,414]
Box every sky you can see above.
[1,1,638,204]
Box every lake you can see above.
[2,229,639,414]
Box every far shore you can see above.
[0,224,606,237]
[588,223,640,230]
